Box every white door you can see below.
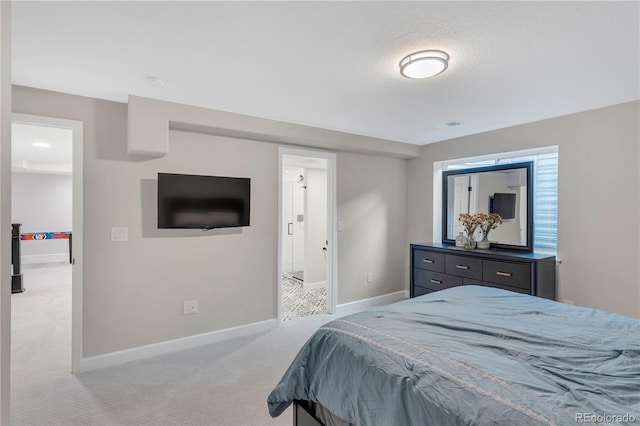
[452,175,470,236]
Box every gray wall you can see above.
[337,152,407,303]
[13,85,408,357]
[408,101,640,318]
[12,83,638,361]
[84,129,279,356]
[12,173,72,260]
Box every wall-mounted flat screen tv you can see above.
[490,192,516,220]
[157,173,251,230]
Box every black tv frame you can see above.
[157,172,251,230]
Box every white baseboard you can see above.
[303,280,327,290]
[22,253,68,265]
[76,318,277,373]
[77,290,408,373]
[335,290,409,317]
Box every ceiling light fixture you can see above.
[399,50,449,79]
[32,141,51,148]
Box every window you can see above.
[441,148,558,254]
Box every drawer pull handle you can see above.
[423,259,435,264]
[455,265,469,270]
[430,279,442,284]
[496,271,513,277]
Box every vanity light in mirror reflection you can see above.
[442,162,533,252]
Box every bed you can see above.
[267,286,640,426]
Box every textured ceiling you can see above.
[11,1,640,145]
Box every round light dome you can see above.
[399,50,449,79]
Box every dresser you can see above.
[410,243,556,300]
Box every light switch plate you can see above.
[183,300,198,315]
[111,227,128,241]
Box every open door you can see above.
[278,148,336,324]
[10,118,74,382]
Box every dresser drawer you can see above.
[413,285,433,297]
[414,269,462,292]
[409,243,556,300]
[445,255,483,280]
[482,260,531,290]
[483,282,530,295]
[462,278,530,294]
[413,249,445,273]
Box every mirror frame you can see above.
[442,161,534,252]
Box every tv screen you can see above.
[157,173,250,229]
[490,193,516,220]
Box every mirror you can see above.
[442,162,533,252]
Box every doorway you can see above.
[278,148,336,323]
[10,114,83,379]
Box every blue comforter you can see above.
[268,286,640,425]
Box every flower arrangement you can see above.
[458,213,483,240]
[476,212,503,242]
[459,212,503,249]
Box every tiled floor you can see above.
[282,275,327,321]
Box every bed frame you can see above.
[293,401,324,426]
[293,400,354,426]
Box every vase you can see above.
[477,231,491,249]
[464,236,476,249]
[477,239,490,249]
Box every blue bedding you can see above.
[267,286,640,425]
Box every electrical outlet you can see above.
[183,300,198,315]
[111,227,128,241]
[367,272,373,283]
[563,299,574,305]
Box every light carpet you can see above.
[12,314,334,426]
[10,263,335,425]
[11,262,72,383]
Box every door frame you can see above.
[277,147,337,324]
[11,113,84,373]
